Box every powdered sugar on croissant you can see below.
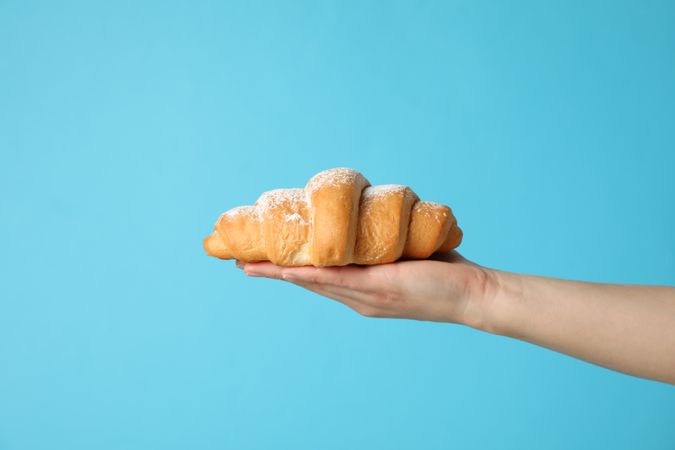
[203,168,462,267]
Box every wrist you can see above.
[461,266,523,336]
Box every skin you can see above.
[238,252,675,385]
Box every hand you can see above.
[237,251,675,384]
[237,251,494,326]
[236,252,675,384]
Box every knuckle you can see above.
[280,269,299,281]
[372,290,399,307]
[305,273,321,284]
[330,268,353,288]
[310,268,331,285]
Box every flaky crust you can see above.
[203,168,462,267]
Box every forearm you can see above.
[472,269,675,384]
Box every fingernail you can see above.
[235,260,245,269]
[245,268,262,277]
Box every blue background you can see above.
[1,0,674,448]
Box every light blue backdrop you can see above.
[1,1,674,449]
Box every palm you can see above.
[240,251,486,323]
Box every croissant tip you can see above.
[203,235,214,256]
[204,233,235,259]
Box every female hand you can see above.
[237,251,494,328]
[237,253,675,384]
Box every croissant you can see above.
[203,168,462,267]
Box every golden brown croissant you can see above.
[203,168,462,267]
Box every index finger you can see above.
[242,261,374,289]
